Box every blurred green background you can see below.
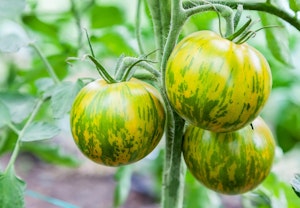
[1,0,300,207]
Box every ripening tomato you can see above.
[165,30,272,132]
[70,78,166,166]
[182,116,275,194]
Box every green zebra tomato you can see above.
[182,116,275,195]
[70,78,166,166]
[165,30,272,132]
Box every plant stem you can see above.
[161,0,185,77]
[115,57,161,81]
[136,0,145,54]
[7,123,20,135]
[70,0,83,49]
[29,43,60,84]
[146,0,171,64]
[159,1,188,208]
[5,99,44,173]
[184,3,234,36]
[87,55,117,83]
[162,111,186,208]
[183,1,300,31]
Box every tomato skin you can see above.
[70,78,166,166]
[182,117,275,195]
[165,30,272,132]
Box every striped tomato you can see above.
[165,30,272,132]
[70,78,166,166]
[182,117,275,195]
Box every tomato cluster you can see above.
[70,29,275,195]
[166,31,275,194]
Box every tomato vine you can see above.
[2,0,300,207]
[145,0,300,208]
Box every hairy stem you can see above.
[136,0,145,54]
[115,57,161,81]
[162,112,186,208]
[184,3,234,36]
[183,1,300,31]
[146,0,171,64]
[161,0,185,76]
[5,99,44,173]
[160,1,187,208]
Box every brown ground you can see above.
[0,153,159,208]
[0,129,244,208]
[0,152,243,208]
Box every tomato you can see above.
[182,116,275,195]
[70,78,166,166]
[165,30,272,132]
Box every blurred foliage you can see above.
[1,0,300,207]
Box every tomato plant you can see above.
[166,30,272,133]
[183,117,275,195]
[70,78,166,166]
[1,0,300,208]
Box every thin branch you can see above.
[5,98,44,173]
[184,3,234,36]
[70,0,83,48]
[183,1,300,31]
[29,43,60,84]
[136,0,145,54]
[115,57,161,81]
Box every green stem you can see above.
[161,0,186,77]
[29,43,60,84]
[5,99,44,173]
[121,59,152,82]
[162,111,186,208]
[160,1,187,208]
[136,0,145,54]
[70,0,83,49]
[146,0,171,64]
[184,3,234,36]
[7,123,20,135]
[183,1,300,31]
[115,57,161,81]
[234,4,244,30]
[87,55,117,83]
[227,17,252,41]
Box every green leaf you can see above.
[21,122,61,142]
[0,129,18,156]
[289,0,300,12]
[91,5,125,28]
[51,80,84,119]
[35,77,56,99]
[114,166,133,207]
[291,174,300,198]
[259,13,292,66]
[243,172,300,208]
[0,0,25,19]
[22,14,59,38]
[0,168,26,208]
[0,100,11,128]
[22,142,80,167]
[0,92,36,124]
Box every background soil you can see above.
[1,153,160,208]
[0,131,242,208]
